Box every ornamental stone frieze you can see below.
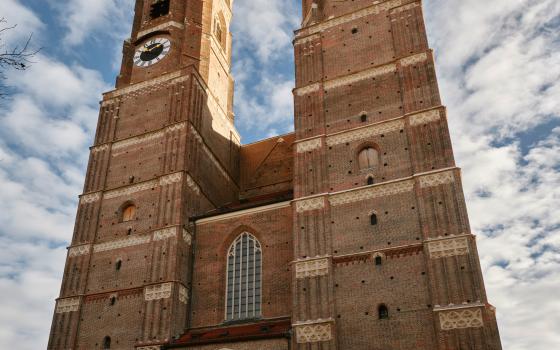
[79,192,102,205]
[390,1,421,14]
[409,108,442,126]
[294,82,320,96]
[136,346,161,350]
[400,52,428,67]
[419,170,455,188]
[329,180,414,206]
[111,122,187,157]
[326,119,404,146]
[324,64,397,91]
[437,305,485,330]
[296,0,404,37]
[94,235,151,253]
[295,197,326,213]
[296,138,323,153]
[182,229,193,245]
[294,319,334,343]
[55,297,80,313]
[68,244,90,257]
[103,172,183,199]
[295,257,330,279]
[178,285,189,304]
[427,236,470,259]
[152,227,177,241]
[144,283,173,301]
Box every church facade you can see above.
[48,0,502,349]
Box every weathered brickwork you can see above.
[49,1,501,349]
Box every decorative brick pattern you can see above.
[428,236,469,259]
[93,235,151,253]
[145,283,173,301]
[330,180,414,206]
[91,144,110,153]
[104,71,186,99]
[295,197,325,213]
[68,245,90,257]
[294,33,321,46]
[324,64,397,90]
[137,20,185,38]
[294,320,333,343]
[295,258,329,279]
[400,52,428,67]
[390,2,420,13]
[296,0,404,37]
[439,307,484,330]
[80,192,101,205]
[153,227,177,241]
[103,172,182,199]
[294,82,320,96]
[178,285,188,304]
[136,346,161,350]
[409,109,442,126]
[111,122,186,156]
[419,171,455,188]
[326,120,404,146]
[183,229,192,245]
[296,138,322,153]
[186,174,201,195]
[55,298,80,313]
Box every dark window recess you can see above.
[379,305,389,319]
[115,260,122,271]
[370,213,378,226]
[110,297,116,306]
[352,28,359,34]
[375,256,383,266]
[367,176,374,185]
[150,0,170,20]
[103,336,111,349]
[361,114,367,122]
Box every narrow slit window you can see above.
[103,336,111,349]
[115,260,122,271]
[225,232,262,321]
[150,0,170,20]
[379,304,389,319]
[375,256,383,266]
[370,213,378,226]
[367,176,374,185]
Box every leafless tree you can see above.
[0,17,40,99]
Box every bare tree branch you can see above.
[0,17,41,99]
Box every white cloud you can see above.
[425,0,560,348]
[0,0,43,46]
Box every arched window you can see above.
[121,204,136,222]
[358,147,379,170]
[378,304,389,319]
[115,260,122,271]
[215,21,223,45]
[375,256,383,266]
[370,213,378,226]
[103,336,111,349]
[226,232,262,321]
[367,176,375,185]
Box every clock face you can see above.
[134,38,171,67]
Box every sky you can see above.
[0,0,559,349]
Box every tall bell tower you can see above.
[291,0,502,349]
[48,0,240,349]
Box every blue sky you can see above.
[0,0,559,349]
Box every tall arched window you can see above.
[358,147,379,171]
[226,232,262,321]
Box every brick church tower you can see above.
[48,0,502,349]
